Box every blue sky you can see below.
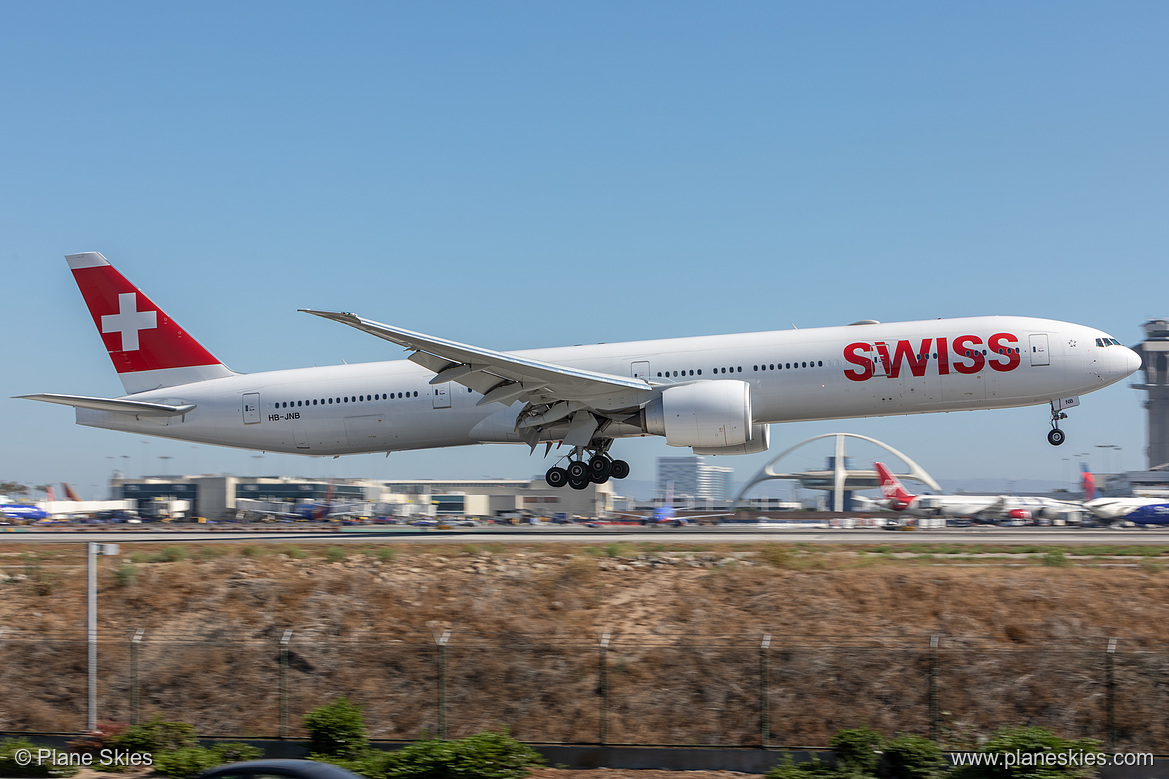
[2,2,1165,499]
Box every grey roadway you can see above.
[3,527,1168,544]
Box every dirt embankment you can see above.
[1,543,1167,749]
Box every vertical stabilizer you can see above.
[66,253,235,394]
[874,462,917,509]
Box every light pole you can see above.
[158,455,173,476]
[87,542,119,730]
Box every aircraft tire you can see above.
[568,477,590,491]
[567,460,589,481]
[546,467,569,488]
[589,455,613,479]
[1047,429,1066,446]
[610,459,631,479]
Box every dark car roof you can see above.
[194,759,367,779]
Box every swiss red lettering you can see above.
[840,333,1019,381]
[843,342,873,381]
[987,332,1021,372]
[952,334,984,374]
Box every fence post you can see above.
[929,634,940,742]
[130,629,145,725]
[279,629,293,739]
[435,630,451,739]
[1106,637,1117,750]
[599,632,611,745]
[760,634,771,749]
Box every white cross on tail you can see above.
[101,293,157,351]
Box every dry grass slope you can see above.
[1,542,1167,750]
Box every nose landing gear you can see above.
[1047,399,1069,446]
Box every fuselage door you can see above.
[631,361,650,380]
[242,393,261,424]
[1029,334,1050,366]
[432,382,451,409]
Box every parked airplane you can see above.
[1123,503,1169,527]
[240,482,366,522]
[19,252,1141,490]
[873,462,1081,523]
[1083,496,1169,520]
[0,503,51,522]
[610,482,731,526]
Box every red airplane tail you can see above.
[62,483,82,502]
[874,462,916,510]
[66,252,235,394]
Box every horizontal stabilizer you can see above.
[16,393,196,417]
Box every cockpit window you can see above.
[1096,338,1123,347]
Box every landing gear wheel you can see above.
[589,455,613,480]
[610,459,630,480]
[568,477,590,491]
[545,466,568,488]
[1047,429,1066,446]
[567,460,589,481]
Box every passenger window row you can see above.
[275,391,419,410]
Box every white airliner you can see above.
[19,253,1141,490]
[873,462,1082,523]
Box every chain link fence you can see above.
[1,631,1167,751]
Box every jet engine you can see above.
[642,380,753,448]
[1007,508,1032,522]
[694,423,770,455]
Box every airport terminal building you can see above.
[112,474,615,521]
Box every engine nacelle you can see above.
[643,380,753,448]
[693,423,770,455]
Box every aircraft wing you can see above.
[301,310,654,404]
[16,393,196,417]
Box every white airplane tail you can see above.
[66,253,235,394]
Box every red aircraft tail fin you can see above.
[874,462,916,510]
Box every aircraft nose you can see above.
[1121,346,1142,377]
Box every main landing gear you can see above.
[545,446,630,490]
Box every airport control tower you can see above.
[1133,319,1169,469]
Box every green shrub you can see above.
[880,734,944,779]
[952,725,1100,779]
[114,716,198,753]
[305,697,368,759]
[153,747,222,779]
[153,546,190,563]
[765,754,836,779]
[831,727,884,775]
[381,729,543,779]
[0,738,81,777]
[326,547,348,563]
[1041,550,1069,567]
[213,743,263,764]
[153,744,261,779]
[112,564,139,587]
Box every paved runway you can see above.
[3,526,1168,544]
